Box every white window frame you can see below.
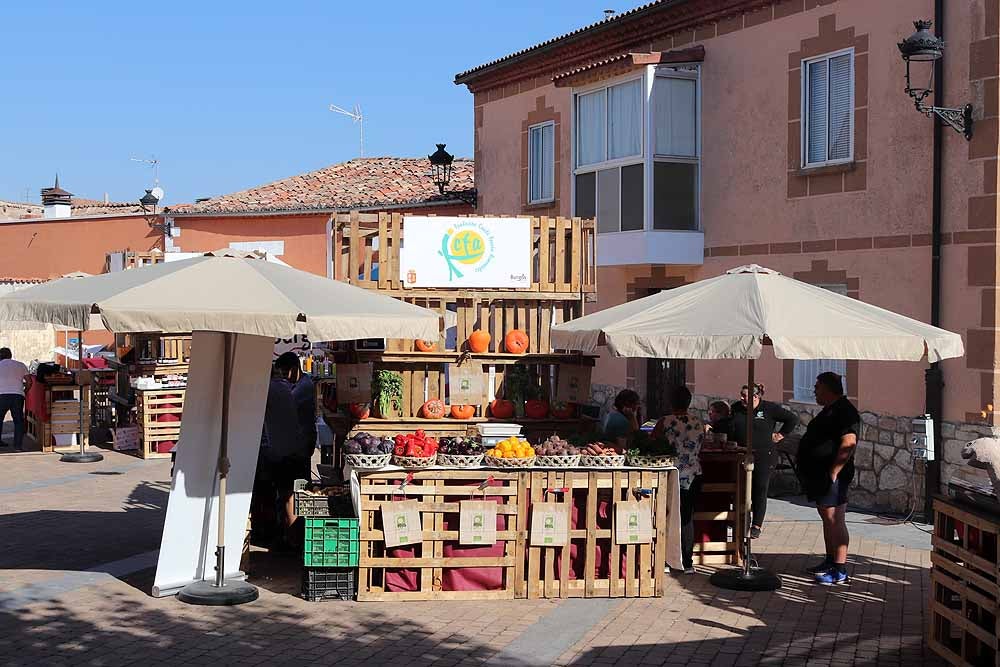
[648,65,701,233]
[792,283,849,403]
[527,121,555,205]
[801,47,855,169]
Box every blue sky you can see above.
[1,1,621,206]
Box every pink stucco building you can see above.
[456,0,1000,512]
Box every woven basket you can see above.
[533,454,581,468]
[436,453,484,468]
[392,454,437,469]
[483,455,535,469]
[344,453,392,470]
[579,454,626,468]
[626,454,677,468]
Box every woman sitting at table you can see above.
[652,386,703,574]
[601,389,641,452]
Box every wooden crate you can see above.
[25,384,90,453]
[929,496,1000,666]
[135,388,185,459]
[692,450,750,565]
[356,469,522,601]
[522,469,670,599]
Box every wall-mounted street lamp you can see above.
[428,143,476,206]
[898,20,973,140]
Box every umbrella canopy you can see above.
[0,252,440,341]
[552,265,964,362]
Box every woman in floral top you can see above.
[652,385,704,574]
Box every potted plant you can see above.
[372,369,403,419]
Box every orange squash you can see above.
[524,399,549,419]
[504,329,530,354]
[450,404,475,420]
[349,402,370,420]
[420,399,446,419]
[415,339,436,352]
[468,329,491,353]
[489,399,515,419]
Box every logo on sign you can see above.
[439,223,495,282]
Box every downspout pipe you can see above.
[924,0,945,519]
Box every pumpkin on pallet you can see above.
[524,399,549,419]
[414,339,436,352]
[467,330,491,353]
[504,329,529,354]
[450,404,475,420]
[349,403,370,420]
[420,399,446,419]
[489,399,515,419]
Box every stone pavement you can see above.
[0,447,944,666]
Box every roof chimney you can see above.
[103,192,110,204]
[40,175,72,219]
[604,9,616,19]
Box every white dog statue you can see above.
[961,437,1000,499]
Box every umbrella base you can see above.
[60,451,104,463]
[710,567,782,592]
[177,579,258,606]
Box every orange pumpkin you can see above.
[504,329,529,354]
[415,339,436,352]
[524,399,549,419]
[468,329,491,353]
[420,399,446,419]
[349,403,370,420]
[489,399,515,419]
[450,404,475,419]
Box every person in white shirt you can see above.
[0,348,30,451]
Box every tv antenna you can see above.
[329,102,365,157]
[131,155,164,201]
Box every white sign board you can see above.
[399,216,531,289]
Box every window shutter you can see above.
[827,54,853,161]
[806,59,829,164]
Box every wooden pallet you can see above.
[929,496,1000,666]
[692,450,749,565]
[521,469,670,599]
[356,469,522,601]
[134,388,185,459]
[25,384,90,453]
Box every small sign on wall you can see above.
[336,363,372,404]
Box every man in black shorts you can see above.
[796,372,859,584]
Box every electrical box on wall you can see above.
[911,414,935,461]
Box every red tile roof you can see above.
[167,156,475,215]
[0,197,143,221]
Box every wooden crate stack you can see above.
[692,450,750,566]
[356,469,522,601]
[26,384,91,453]
[929,495,1000,666]
[327,212,599,444]
[135,389,185,459]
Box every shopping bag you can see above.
[459,500,498,546]
[555,365,592,404]
[381,500,422,548]
[449,362,486,405]
[614,500,653,545]
[530,502,570,546]
[337,363,372,404]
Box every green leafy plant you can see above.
[629,430,678,457]
[372,370,403,418]
[503,364,542,417]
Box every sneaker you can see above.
[750,526,762,539]
[814,568,849,585]
[683,567,696,575]
[806,559,833,574]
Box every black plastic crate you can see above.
[293,479,354,518]
[301,567,356,601]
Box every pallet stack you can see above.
[294,481,358,601]
[134,388,184,459]
[25,383,90,453]
[929,495,1000,666]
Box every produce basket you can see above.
[579,454,626,468]
[436,453,484,468]
[626,454,677,468]
[344,453,392,470]
[392,454,437,468]
[533,454,581,468]
[301,567,356,602]
[483,455,535,468]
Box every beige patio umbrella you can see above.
[551,264,964,591]
[0,251,439,604]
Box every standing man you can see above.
[796,372,860,584]
[0,348,30,451]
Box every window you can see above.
[528,122,554,204]
[802,50,853,167]
[573,68,699,234]
[793,284,848,402]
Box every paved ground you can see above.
[0,442,943,666]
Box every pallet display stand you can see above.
[25,381,91,454]
[693,450,749,565]
[135,389,185,459]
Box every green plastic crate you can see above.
[304,518,360,568]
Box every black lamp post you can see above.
[898,20,973,140]
[139,188,159,214]
[428,144,454,195]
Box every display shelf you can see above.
[691,450,749,566]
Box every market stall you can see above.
[24,366,91,453]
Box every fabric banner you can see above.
[614,500,654,545]
[336,362,372,404]
[555,364,592,404]
[382,500,423,548]
[449,362,486,405]
[459,500,498,546]
[530,502,570,546]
